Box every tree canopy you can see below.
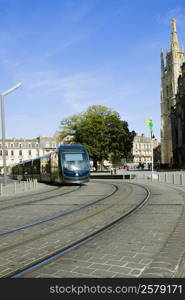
[58,105,135,169]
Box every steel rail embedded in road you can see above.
[8,182,150,278]
[0,182,118,239]
[0,185,79,211]
[0,185,82,235]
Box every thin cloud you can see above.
[63,0,97,23]
[15,66,145,116]
[156,7,185,26]
[43,6,123,59]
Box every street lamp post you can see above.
[0,83,22,186]
[151,140,154,172]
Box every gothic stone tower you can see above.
[160,18,184,167]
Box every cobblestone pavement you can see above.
[0,180,147,277]
[21,180,185,278]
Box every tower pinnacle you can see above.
[172,18,176,32]
[171,18,180,50]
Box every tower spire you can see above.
[160,18,184,167]
[171,18,180,51]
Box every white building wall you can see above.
[132,134,158,164]
[0,137,57,171]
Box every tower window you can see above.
[166,85,169,97]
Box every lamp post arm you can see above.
[2,83,22,96]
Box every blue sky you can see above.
[1,0,185,140]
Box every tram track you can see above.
[0,185,80,211]
[19,182,185,279]
[0,184,60,204]
[0,180,151,278]
[0,182,117,236]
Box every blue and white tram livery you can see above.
[59,144,90,183]
[11,144,91,184]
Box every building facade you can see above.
[171,62,185,168]
[160,18,184,167]
[132,134,158,166]
[0,136,57,173]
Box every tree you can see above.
[58,105,135,170]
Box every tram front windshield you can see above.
[62,151,89,171]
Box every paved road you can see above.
[1,180,147,277]
[20,179,185,278]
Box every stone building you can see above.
[0,136,57,173]
[132,134,158,166]
[160,18,184,167]
[171,62,185,168]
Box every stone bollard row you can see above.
[0,178,39,197]
[134,172,185,186]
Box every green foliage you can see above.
[58,105,135,167]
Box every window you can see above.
[6,150,8,156]
[166,85,169,97]
[29,150,31,156]
[19,144,22,148]
[19,150,22,156]
[0,151,2,156]
[11,150,14,156]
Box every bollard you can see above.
[29,180,32,190]
[164,173,166,183]
[0,184,3,196]
[172,174,175,184]
[14,182,16,193]
[181,174,183,185]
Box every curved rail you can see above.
[8,181,150,278]
[0,182,118,237]
[0,185,80,211]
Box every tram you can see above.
[10,144,91,184]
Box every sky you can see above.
[1,0,185,140]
